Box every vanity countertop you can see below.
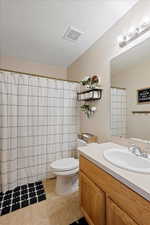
[78,142,150,202]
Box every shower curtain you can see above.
[111,88,127,137]
[0,71,80,192]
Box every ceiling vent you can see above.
[63,26,83,42]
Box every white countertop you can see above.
[78,142,150,202]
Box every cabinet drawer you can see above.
[80,156,150,225]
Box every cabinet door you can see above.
[107,198,138,225]
[80,172,105,225]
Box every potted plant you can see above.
[80,104,96,118]
[90,75,99,89]
[80,75,100,89]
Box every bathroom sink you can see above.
[103,148,150,174]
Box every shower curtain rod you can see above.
[0,68,79,84]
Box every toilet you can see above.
[50,139,87,195]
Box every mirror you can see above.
[111,37,150,141]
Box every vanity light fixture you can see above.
[118,17,150,47]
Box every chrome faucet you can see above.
[129,144,149,158]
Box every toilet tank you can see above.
[75,134,97,158]
[75,138,87,159]
[77,138,87,147]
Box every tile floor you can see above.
[0,179,82,225]
[0,181,46,216]
[70,218,88,225]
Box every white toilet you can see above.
[50,139,87,195]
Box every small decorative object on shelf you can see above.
[78,75,102,119]
[80,76,91,87]
[80,104,96,119]
[80,75,101,89]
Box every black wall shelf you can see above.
[132,111,150,114]
[77,88,102,101]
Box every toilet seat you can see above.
[50,158,79,172]
[54,167,79,176]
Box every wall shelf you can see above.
[77,88,102,101]
[132,111,150,114]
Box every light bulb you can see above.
[141,17,150,29]
[135,27,141,34]
[128,27,136,38]
[117,17,150,48]
[117,35,123,43]
[117,35,127,47]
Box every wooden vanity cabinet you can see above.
[80,156,150,225]
[107,198,138,225]
[80,172,105,225]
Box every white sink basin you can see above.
[103,148,150,174]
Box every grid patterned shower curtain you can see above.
[0,71,80,192]
[111,88,127,137]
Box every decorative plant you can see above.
[79,75,100,119]
[80,75,100,89]
[80,76,91,86]
[80,104,96,119]
[91,75,99,87]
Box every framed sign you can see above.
[137,88,150,104]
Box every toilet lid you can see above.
[51,158,79,171]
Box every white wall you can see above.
[0,56,67,79]
[67,0,150,142]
